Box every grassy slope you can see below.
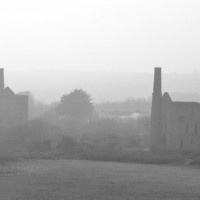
[0,160,200,200]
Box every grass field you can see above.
[0,160,200,200]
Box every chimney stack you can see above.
[153,67,162,95]
[0,68,4,91]
[150,67,162,149]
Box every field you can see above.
[0,160,200,200]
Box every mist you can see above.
[1,1,200,199]
[3,69,200,103]
[1,0,200,74]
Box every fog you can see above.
[3,69,200,103]
[1,0,200,74]
[1,1,200,102]
[1,2,200,198]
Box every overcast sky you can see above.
[1,0,200,102]
[1,0,200,73]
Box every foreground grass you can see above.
[0,159,200,200]
[78,149,184,164]
[1,148,199,167]
[0,153,20,164]
[15,149,184,165]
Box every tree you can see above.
[56,89,94,121]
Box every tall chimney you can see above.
[150,67,162,149]
[0,68,4,91]
[153,67,162,95]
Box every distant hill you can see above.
[5,69,200,103]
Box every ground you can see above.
[0,160,200,200]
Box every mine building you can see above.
[150,67,200,151]
[0,68,28,127]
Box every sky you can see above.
[1,0,200,102]
[0,0,200,73]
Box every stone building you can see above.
[150,67,200,151]
[0,68,28,127]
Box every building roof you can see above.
[4,87,15,96]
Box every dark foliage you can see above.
[56,89,94,120]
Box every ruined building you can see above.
[0,68,28,127]
[150,67,200,151]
